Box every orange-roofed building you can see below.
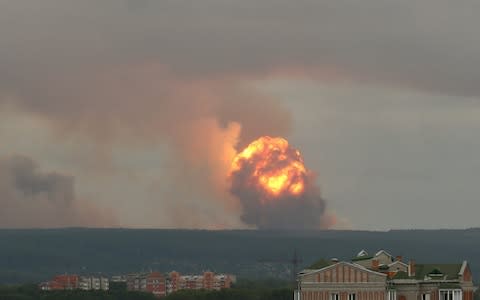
[168,271,181,293]
[39,274,79,290]
[165,271,235,294]
[146,272,166,298]
[127,272,166,298]
[203,271,215,290]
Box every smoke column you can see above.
[229,136,327,229]
[0,155,115,228]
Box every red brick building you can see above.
[166,271,235,294]
[296,250,476,300]
[127,271,234,297]
[203,271,215,290]
[127,272,166,298]
[39,275,79,290]
[146,272,166,298]
[168,271,181,293]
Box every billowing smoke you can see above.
[0,155,115,228]
[229,137,328,229]
[0,65,293,228]
[0,0,342,228]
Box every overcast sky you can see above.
[1,0,480,230]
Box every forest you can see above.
[0,281,293,300]
[1,228,479,284]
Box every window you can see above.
[349,294,356,300]
[441,291,452,300]
[440,290,462,300]
[388,290,397,300]
[331,293,339,300]
[422,294,431,300]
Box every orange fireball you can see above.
[230,136,307,198]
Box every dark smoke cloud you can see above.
[13,158,74,204]
[0,155,115,228]
[229,141,327,229]
[0,0,477,229]
[231,178,326,230]
[0,64,293,228]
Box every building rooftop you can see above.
[352,255,374,262]
[308,258,335,269]
[414,264,463,280]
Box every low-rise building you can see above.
[111,275,127,283]
[39,274,79,291]
[127,272,166,298]
[79,276,109,291]
[39,274,109,291]
[295,250,476,300]
[166,271,235,294]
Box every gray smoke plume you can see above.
[229,140,327,229]
[231,183,327,230]
[0,58,294,228]
[0,155,115,228]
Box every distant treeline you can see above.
[0,284,155,300]
[0,282,293,300]
[1,228,480,284]
[0,284,478,300]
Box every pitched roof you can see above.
[459,261,468,275]
[308,259,335,269]
[388,261,408,268]
[414,264,463,280]
[357,250,369,257]
[299,261,387,278]
[352,255,374,261]
[352,249,394,262]
[375,250,394,259]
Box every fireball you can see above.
[230,136,307,198]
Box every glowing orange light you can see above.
[230,136,307,198]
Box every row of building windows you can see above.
[301,291,398,300]
[440,290,463,300]
[329,293,357,300]
[327,290,461,300]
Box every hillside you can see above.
[1,228,479,284]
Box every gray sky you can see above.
[1,0,479,229]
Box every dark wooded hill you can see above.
[0,228,478,284]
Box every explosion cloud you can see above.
[229,136,327,229]
[0,65,293,228]
[0,1,341,229]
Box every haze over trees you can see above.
[0,228,479,284]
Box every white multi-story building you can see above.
[111,275,127,282]
[79,276,109,291]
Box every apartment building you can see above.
[79,276,109,291]
[126,272,166,298]
[166,271,235,294]
[39,274,109,291]
[39,275,79,291]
